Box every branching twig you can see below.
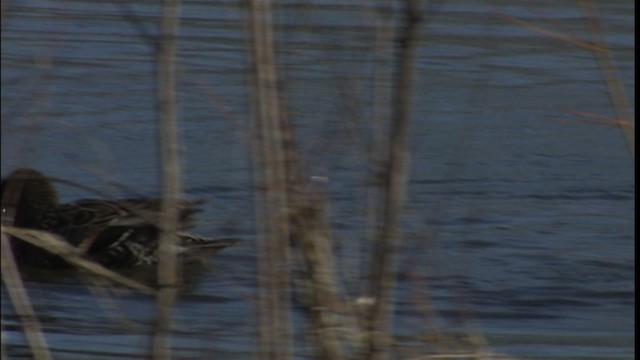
[580,0,635,159]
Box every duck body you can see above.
[1,168,238,269]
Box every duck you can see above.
[1,168,239,269]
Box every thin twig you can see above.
[110,0,158,47]
[497,13,601,52]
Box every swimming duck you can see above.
[1,168,238,268]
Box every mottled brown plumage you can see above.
[1,168,238,268]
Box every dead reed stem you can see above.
[153,0,182,358]
[247,0,292,359]
[365,1,422,359]
[248,2,355,357]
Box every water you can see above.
[1,1,634,359]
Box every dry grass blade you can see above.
[1,231,53,360]
[1,227,155,294]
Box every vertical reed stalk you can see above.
[153,0,182,358]
[365,1,422,359]
[1,234,53,360]
[365,0,396,296]
[1,182,52,360]
[247,1,292,359]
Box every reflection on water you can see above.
[1,0,634,359]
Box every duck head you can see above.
[1,168,59,227]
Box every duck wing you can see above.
[38,198,205,247]
[92,229,240,267]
